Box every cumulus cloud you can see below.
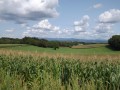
[23,19,61,37]
[93,3,102,9]
[94,23,113,33]
[32,19,60,31]
[74,15,90,33]
[99,9,120,23]
[94,9,120,34]
[93,9,120,38]
[0,0,59,23]
[23,15,90,38]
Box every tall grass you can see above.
[0,50,120,90]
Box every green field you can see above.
[0,44,120,54]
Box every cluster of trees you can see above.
[0,37,81,49]
[108,35,120,50]
[22,37,60,50]
[0,37,21,44]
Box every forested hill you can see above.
[0,37,82,49]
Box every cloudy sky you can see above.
[0,0,120,40]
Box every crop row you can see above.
[0,53,120,90]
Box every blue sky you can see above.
[0,0,120,40]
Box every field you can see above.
[0,44,120,90]
[72,44,108,49]
[0,44,120,54]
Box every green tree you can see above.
[108,35,120,50]
[53,42,59,50]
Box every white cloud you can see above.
[1,29,16,38]
[22,14,115,40]
[92,9,120,39]
[99,9,120,23]
[92,9,120,38]
[0,0,59,23]
[5,29,15,33]
[94,23,113,33]
[93,3,102,9]
[74,15,90,33]
[21,23,28,27]
[32,19,60,31]
[23,15,90,38]
[23,19,61,37]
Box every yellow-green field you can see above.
[0,44,120,90]
[72,44,107,49]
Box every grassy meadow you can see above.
[0,44,120,54]
[0,44,120,90]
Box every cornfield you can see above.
[0,49,120,90]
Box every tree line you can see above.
[0,37,82,49]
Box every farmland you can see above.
[0,0,119,89]
[0,44,120,90]
[72,44,108,49]
[0,44,120,54]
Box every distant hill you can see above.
[44,38,108,43]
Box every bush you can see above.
[108,35,120,50]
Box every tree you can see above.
[53,42,59,50]
[108,35,120,50]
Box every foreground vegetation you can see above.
[0,49,120,90]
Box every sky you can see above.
[0,0,120,40]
